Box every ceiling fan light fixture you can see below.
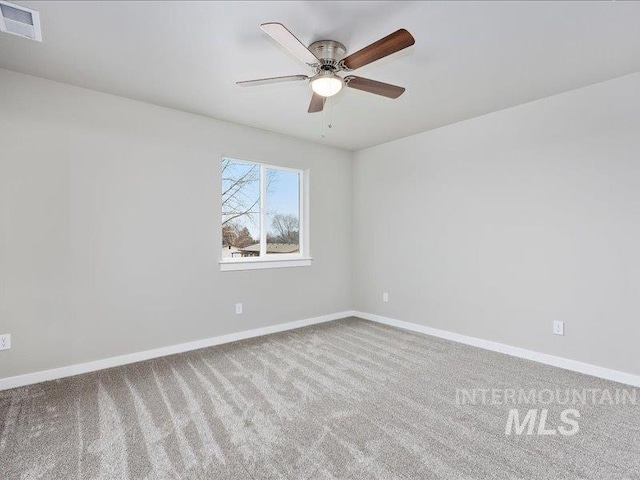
[310,71,344,97]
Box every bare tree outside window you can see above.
[221,158,260,227]
[221,159,260,257]
[268,213,299,244]
[222,222,255,248]
[221,158,301,259]
[266,168,300,255]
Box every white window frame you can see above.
[220,157,311,272]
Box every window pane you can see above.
[266,169,300,255]
[221,158,260,258]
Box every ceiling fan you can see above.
[237,23,415,113]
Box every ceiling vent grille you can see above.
[0,1,41,42]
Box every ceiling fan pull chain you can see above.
[321,99,329,138]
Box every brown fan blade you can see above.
[236,75,309,87]
[341,29,415,71]
[308,93,325,113]
[345,76,406,99]
[261,23,320,66]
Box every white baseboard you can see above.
[0,310,356,391]
[354,311,640,388]
[5,309,638,391]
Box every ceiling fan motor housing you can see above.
[308,40,346,70]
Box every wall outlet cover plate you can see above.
[553,321,564,336]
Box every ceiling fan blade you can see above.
[345,76,406,99]
[236,75,309,87]
[260,22,320,66]
[341,29,415,71]
[308,93,325,113]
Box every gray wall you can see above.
[353,73,640,376]
[3,66,640,382]
[0,69,353,379]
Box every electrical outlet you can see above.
[553,321,564,336]
[383,292,389,303]
[0,334,10,351]
[235,303,243,315]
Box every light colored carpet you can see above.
[1,317,639,479]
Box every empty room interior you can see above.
[1,1,640,478]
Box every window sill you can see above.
[220,257,313,272]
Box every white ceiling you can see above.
[2,1,640,151]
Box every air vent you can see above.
[0,1,41,42]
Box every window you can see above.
[220,157,310,271]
